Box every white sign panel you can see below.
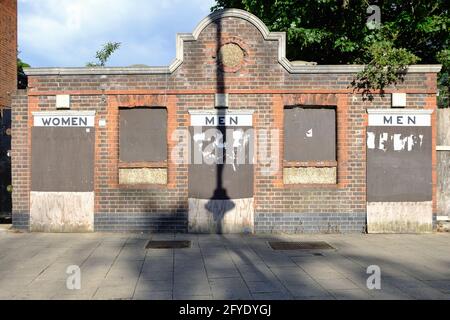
[191,114,252,126]
[34,115,95,127]
[368,114,430,126]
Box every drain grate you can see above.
[145,240,191,249]
[268,241,334,250]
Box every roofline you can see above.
[23,9,443,76]
[23,64,443,76]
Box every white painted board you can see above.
[191,114,252,126]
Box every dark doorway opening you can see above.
[0,109,11,224]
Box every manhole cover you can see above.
[268,241,334,250]
[145,240,191,249]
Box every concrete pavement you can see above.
[0,231,449,300]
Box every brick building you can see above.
[0,0,16,217]
[13,9,441,233]
[0,0,17,109]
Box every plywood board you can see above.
[284,107,336,161]
[283,167,336,184]
[367,126,432,202]
[437,109,450,216]
[367,201,432,233]
[188,197,254,233]
[119,168,167,185]
[31,127,94,192]
[437,108,450,146]
[30,191,94,232]
[188,126,254,199]
[119,108,167,162]
[438,151,450,216]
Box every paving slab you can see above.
[0,232,449,300]
[397,286,449,300]
[135,280,173,292]
[315,278,360,291]
[423,280,450,293]
[209,277,252,299]
[330,288,373,300]
[287,283,332,299]
[173,280,211,296]
[93,284,135,300]
[252,292,293,300]
[133,290,173,300]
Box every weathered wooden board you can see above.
[437,109,450,217]
[188,125,254,199]
[438,150,450,216]
[31,127,95,192]
[367,201,432,233]
[437,108,450,146]
[367,126,432,202]
[119,168,167,185]
[283,167,336,184]
[30,192,94,232]
[188,197,254,233]
[284,107,336,161]
[119,108,167,162]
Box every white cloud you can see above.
[18,0,215,67]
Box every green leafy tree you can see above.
[17,53,30,89]
[212,0,449,106]
[436,49,449,107]
[86,41,121,67]
[352,40,420,98]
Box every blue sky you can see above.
[18,0,215,67]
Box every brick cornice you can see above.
[26,88,438,97]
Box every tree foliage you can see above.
[212,0,449,106]
[17,55,30,89]
[86,42,121,67]
[352,40,420,99]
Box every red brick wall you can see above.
[11,89,28,228]
[13,14,439,232]
[0,0,17,109]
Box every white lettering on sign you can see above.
[34,115,95,127]
[191,114,252,127]
[367,131,424,151]
[368,114,430,126]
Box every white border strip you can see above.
[191,114,252,126]
[189,109,254,126]
[32,111,96,116]
[367,109,434,115]
[367,109,432,126]
[437,146,450,151]
[33,111,96,127]
[24,9,442,76]
[188,109,254,115]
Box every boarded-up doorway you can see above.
[366,109,433,233]
[188,110,254,233]
[0,109,12,219]
[30,111,95,232]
